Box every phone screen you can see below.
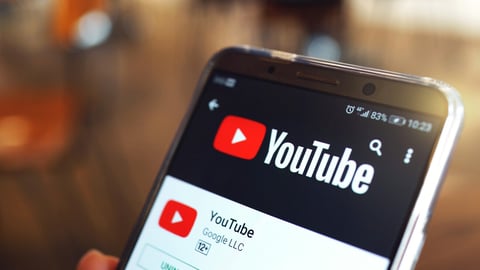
[122,66,447,270]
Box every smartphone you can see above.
[117,47,463,270]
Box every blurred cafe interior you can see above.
[0,0,479,269]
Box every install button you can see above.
[137,244,199,270]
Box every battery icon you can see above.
[388,115,407,126]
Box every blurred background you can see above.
[0,0,478,269]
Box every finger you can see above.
[76,249,119,270]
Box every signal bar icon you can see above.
[359,110,370,118]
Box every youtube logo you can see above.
[213,115,266,160]
[159,200,197,238]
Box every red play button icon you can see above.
[159,200,197,238]
[213,115,266,160]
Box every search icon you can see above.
[369,139,382,156]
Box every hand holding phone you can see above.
[117,47,463,270]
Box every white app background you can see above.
[125,175,389,270]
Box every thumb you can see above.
[77,249,119,270]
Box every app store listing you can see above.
[125,175,389,270]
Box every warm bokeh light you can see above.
[52,0,108,47]
[348,0,480,37]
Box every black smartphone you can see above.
[117,47,463,270]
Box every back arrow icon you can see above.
[208,99,219,111]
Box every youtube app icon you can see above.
[213,115,266,160]
[159,200,197,238]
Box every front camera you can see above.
[362,83,376,96]
[267,66,276,74]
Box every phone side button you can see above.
[406,216,427,269]
[138,244,199,270]
[410,232,426,268]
